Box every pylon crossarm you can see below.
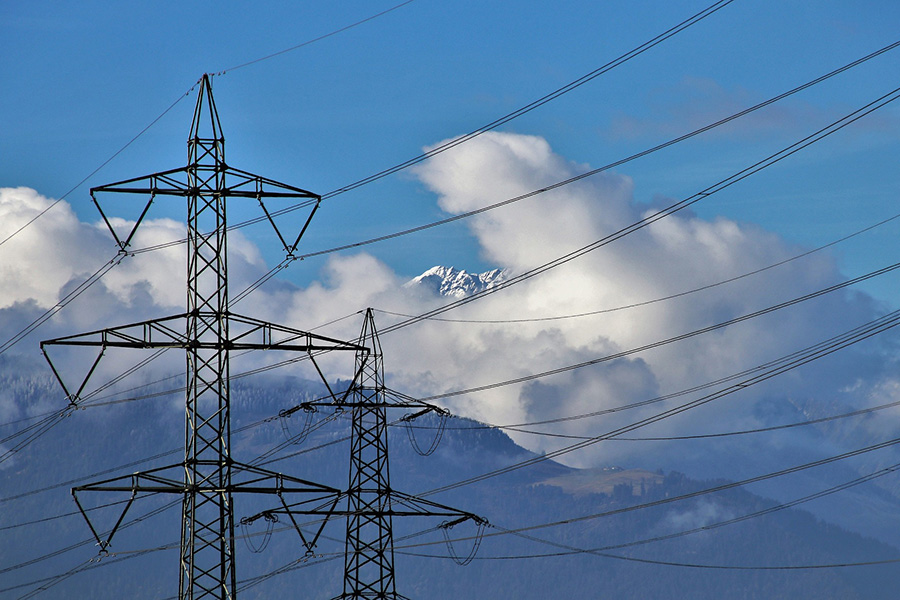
[70,462,342,554]
[224,164,320,199]
[243,491,343,552]
[72,487,137,554]
[90,166,192,196]
[41,312,366,352]
[387,491,487,525]
[40,313,192,349]
[72,461,341,495]
[92,163,321,255]
[91,164,319,199]
[230,461,341,496]
[41,344,104,406]
[227,313,367,353]
[325,491,484,521]
[383,387,450,416]
[92,188,157,253]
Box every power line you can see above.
[8,327,897,588]
[400,436,900,555]
[402,459,900,563]
[3,14,894,373]
[0,92,192,252]
[4,20,892,372]
[373,209,900,325]
[413,262,900,403]
[7,84,893,592]
[121,258,900,418]
[486,527,900,571]
[26,284,884,502]
[415,310,900,498]
[0,0,420,254]
[123,0,746,260]
[407,396,900,444]
[0,255,125,357]
[376,84,900,336]
[219,0,419,74]
[124,36,900,264]
[7,35,886,399]
[14,319,893,531]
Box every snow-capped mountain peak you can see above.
[407,265,507,298]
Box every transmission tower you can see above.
[258,309,487,599]
[41,74,362,600]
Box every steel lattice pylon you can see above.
[41,74,362,600]
[272,309,486,600]
[344,310,397,599]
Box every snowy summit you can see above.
[407,266,507,299]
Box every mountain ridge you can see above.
[3,372,900,599]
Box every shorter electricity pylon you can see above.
[252,309,487,599]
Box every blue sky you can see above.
[3,0,899,306]
[6,4,900,565]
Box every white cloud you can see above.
[1,130,897,476]
[391,131,895,468]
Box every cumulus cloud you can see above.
[1,130,897,478]
[0,186,284,406]
[203,131,893,479]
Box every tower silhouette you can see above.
[41,74,361,600]
[265,309,487,599]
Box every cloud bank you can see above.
[1,132,897,476]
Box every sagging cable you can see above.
[240,512,278,554]
[440,516,489,566]
[278,404,317,446]
[402,408,449,457]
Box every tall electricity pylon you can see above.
[41,74,362,600]
[263,309,487,599]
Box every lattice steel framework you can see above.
[41,74,362,600]
[280,309,486,600]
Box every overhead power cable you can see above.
[401,458,900,564]
[220,0,418,74]
[6,0,737,277]
[408,396,900,443]
[374,209,900,325]
[124,36,900,263]
[0,0,419,254]
[311,0,737,200]
[7,24,888,370]
[0,93,191,252]
[121,0,744,259]
[415,309,900,498]
[11,308,895,532]
[29,260,889,482]
[0,255,125,357]
[402,435,900,555]
[375,84,900,335]
[8,371,896,588]
[415,262,900,403]
[12,297,896,587]
[489,526,900,571]
[142,250,900,412]
[3,18,892,370]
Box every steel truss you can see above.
[41,74,362,600]
[264,309,486,600]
